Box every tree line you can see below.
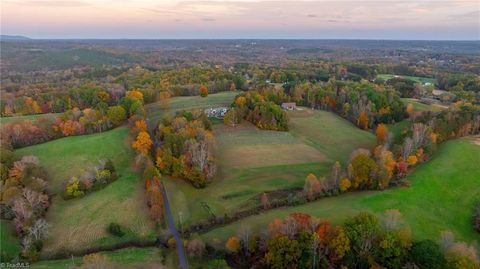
[224,211,479,269]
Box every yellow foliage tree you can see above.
[132,131,153,154]
[407,155,418,166]
[430,133,438,144]
[375,124,389,145]
[339,178,351,192]
[135,120,148,132]
[235,96,247,106]
[126,90,144,102]
[225,236,241,252]
[416,148,424,158]
[158,91,171,110]
[357,111,369,130]
[82,253,111,269]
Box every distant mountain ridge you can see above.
[1,35,31,40]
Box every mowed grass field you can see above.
[201,138,480,245]
[29,247,164,269]
[389,99,447,138]
[1,220,22,261]
[164,109,375,227]
[377,74,436,84]
[0,112,59,124]
[401,98,447,112]
[145,91,237,122]
[16,127,156,256]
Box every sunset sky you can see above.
[1,0,479,40]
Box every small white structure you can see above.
[281,102,297,110]
[205,107,229,118]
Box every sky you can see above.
[1,0,479,40]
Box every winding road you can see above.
[160,182,188,269]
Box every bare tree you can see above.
[260,193,269,209]
[28,218,50,241]
[402,137,414,160]
[412,123,428,148]
[282,216,298,239]
[12,198,32,223]
[23,189,49,214]
[22,235,33,251]
[186,237,206,257]
[237,225,252,254]
[382,209,403,231]
[328,161,341,191]
[20,155,39,165]
[439,230,455,253]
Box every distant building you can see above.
[420,97,441,105]
[204,107,229,118]
[281,102,297,110]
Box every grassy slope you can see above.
[377,74,436,84]
[165,109,375,227]
[0,91,236,125]
[288,109,374,164]
[401,98,433,111]
[0,113,59,124]
[0,220,22,262]
[201,138,480,245]
[16,127,156,255]
[29,247,164,269]
[390,99,447,138]
[145,91,237,122]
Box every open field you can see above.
[29,246,222,269]
[401,98,447,112]
[389,99,447,138]
[1,220,22,261]
[145,91,237,122]
[377,74,436,84]
[16,127,156,255]
[0,112,59,124]
[201,138,480,245]
[388,119,413,139]
[402,98,435,111]
[30,247,164,269]
[164,109,375,227]
[288,109,374,164]
[0,91,236,125]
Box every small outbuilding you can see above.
[205,107,229,118]
[281,102,297,110]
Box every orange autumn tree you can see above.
[158,91,171,110]
[375,124,389,145]
[303,173,321,200]
[406,103,414,118]
[407,155,418,166]
[268,219,284,238]
[357,111,369,130]
[199,85,208,97]
[135,120,148,132]
[132,131,153,154]
[225,236,241,252]
[126,90,144,102]
[374,146,396,189]
[315,220,332,242]
[290,212,312,231]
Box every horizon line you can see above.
[1,36,479,42]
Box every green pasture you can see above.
[201,138,480,245]
[17,127,156,256]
